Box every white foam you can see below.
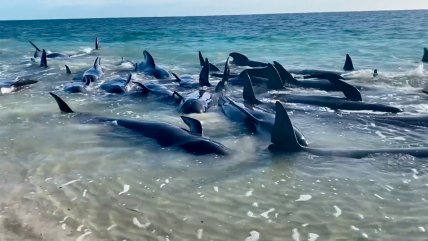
[132,217,150,229]
[61,179,80,187]
[214,186,219,192]
[333,205,342,217]
[107,224,117,231]
[197,228,203,239]
[308,233,319,241]
[76,231,92,241]
[351,225,360,231]
[118,184,130,195]
[296,194,312,202]
[374,194,384,200]
[419,226,426,232]
[292,228,300,241]
[245,231,260,241]
[245,189,254,197]
[82,189,87,197]
[260,208,275,219]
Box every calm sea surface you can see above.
[0,10,428,240]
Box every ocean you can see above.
[0,10,428,240]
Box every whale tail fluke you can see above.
[40,49,48,68]
[422,48,428,63]
[343,54,354,71]
[49,92,74,113]
[243,72,262,105]
[269,102,302,152]
[199,58,211,87]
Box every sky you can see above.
[0,0,427,20]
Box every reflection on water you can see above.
[1,10,428,240]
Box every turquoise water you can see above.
[0,10,428,240]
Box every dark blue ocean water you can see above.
[0,10,427,241]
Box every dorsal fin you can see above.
[65,65,71,74]
[181,116,203,136]
[172,91,184,104]
[143,50,155,68]
[95,37,99,50]
[269,101,302,152]
[132,81,151,94]
[273,61,299,85]
[265,64,284,90]
[40,49,48,68]
[422,48,428,63]
[171,72,182,82]
[215,57,230,93]
[199,58,211,87]
[93,57,99,68]
[98,57,101,66]
[198,51,204,66]
[327,77,362,101]
[29,40,41,51]
[124,73,132,87]
[343,54,354,71]
[134,62,138,71]
[243,72,262,105]
[49,92,74,113]
[229,52,249,65]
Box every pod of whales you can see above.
[4,38,427,159]
[268,102,428,158]
[49,92,229,156]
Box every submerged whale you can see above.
[0,79,38,94]
[49,92,229,156]
[229,52,268,67]
[29,41,69,58]
[135,50,170,79]
[268,102,428,158]
[81,57,105,83]
[219,96,308,147]
[241,73,400,113]
[100,73,132,94]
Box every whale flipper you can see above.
[229,52,249,66]
[40,49,48,68]
[423,48,428,63]
[95,37,99,50]
[343,54,354,71]
[49,92,74,113]
[181,116,203,136]
[199,58,211,87]
[243,73,262,105]
[171,72,182,83]
[65,65,72,74]
[269,102,302,152]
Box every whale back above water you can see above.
[136,50,170,79]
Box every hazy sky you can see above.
[1,0,427,20]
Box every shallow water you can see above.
[1,10,428,241]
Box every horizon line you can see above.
[0,8,426,22]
